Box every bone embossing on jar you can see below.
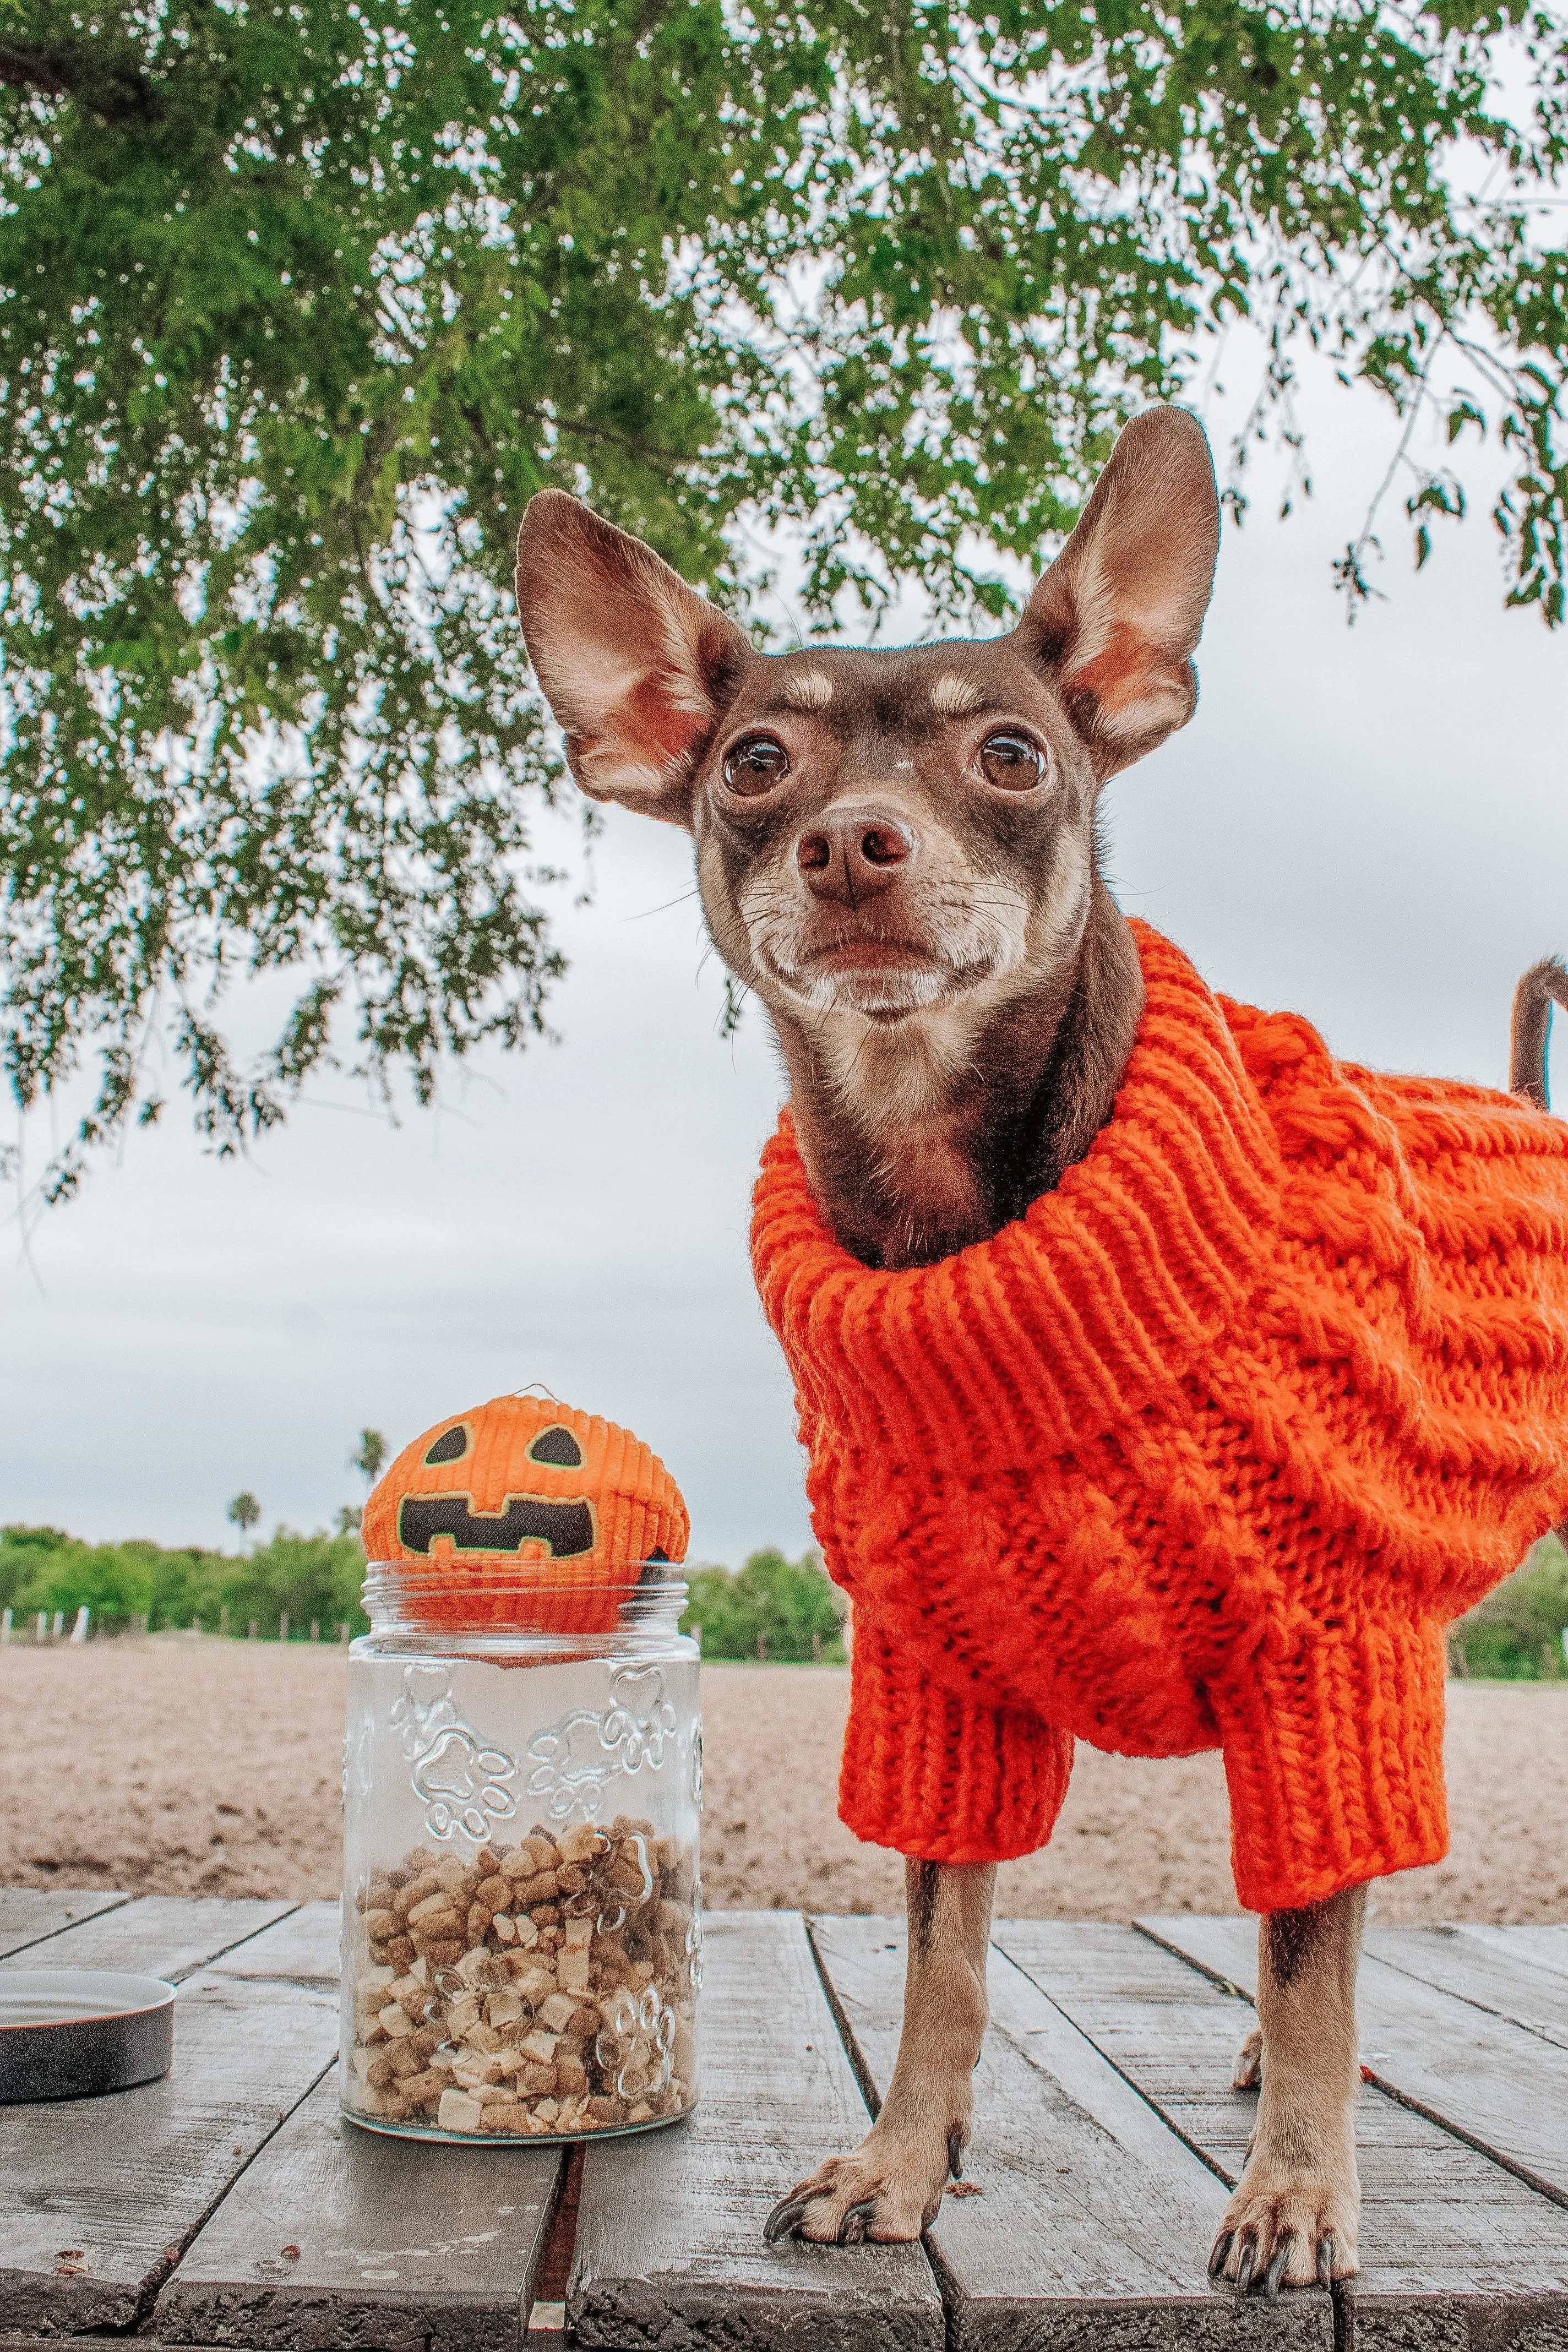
[347,1823,699,2136]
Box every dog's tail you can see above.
[1510,955,1568,1111]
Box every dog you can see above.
[513,406,1568,2294]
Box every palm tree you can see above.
[352,1430,386,1489]
[227,1492,262,1548]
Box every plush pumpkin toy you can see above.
[362,1393,688,1634]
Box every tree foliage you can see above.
[2,0,1564,1193]
[0,1518,370,1633]
[682,1546,846,1661]
[1453,1531,1568,1677]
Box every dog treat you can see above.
[346,1820,700,2137]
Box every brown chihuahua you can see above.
[514,408,1567,2295]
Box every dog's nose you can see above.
[795,808,917,905]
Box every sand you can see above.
[3,1638,1566,1922]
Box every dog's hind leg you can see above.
[1231,2023,1264,2089]
[1211,1884,1365,2293]
[763,1858,994,2246]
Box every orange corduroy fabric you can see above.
[751,922,1568,1912]
[363,1394,688,1636]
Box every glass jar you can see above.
[340,1565,701,2143]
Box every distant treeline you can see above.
[1453,1533,1568,1679]
[680,1548,845,1662]
[0,1526,846,1658]
[0,1524,369,1636]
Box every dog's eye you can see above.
[722,735,790,795]
[978,731,1044,790]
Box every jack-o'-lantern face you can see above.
[362,1393,687,1634]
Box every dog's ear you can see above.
[1019,407,1219,778]
[515,492,752,826]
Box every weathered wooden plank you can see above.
[1364,1924,1568,2054]
[0,1909,339,2336]
[1131,1917,1568,2346]
[991,1919,1267,2191]
[206,1904,340,1991]
[0,1896,298,1986]
[568,1910,944,2351]
[1456,1923,1568,1981]
[812,1915,1330,2352]
[0,1888,130,1961]
[152,2068,564,2352]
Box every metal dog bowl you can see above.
[0,1970,176,2101]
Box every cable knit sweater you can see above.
[751,922,1568,1912]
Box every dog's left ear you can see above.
[1019,406,1219,778]
[515,492,753,826]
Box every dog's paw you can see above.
[1231,2025,1263,2090]
[1208,2155,1359,2294]
[763,2124,960,2247]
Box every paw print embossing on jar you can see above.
[523,1666,678,1823]
[389,1663,519,1843]
[595,1980,676,2103]
[411,1724,519,1844]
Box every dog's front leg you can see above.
[764,1858,994,2246]
[1212,1884,1365,2293]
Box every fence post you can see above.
[279,1611,289,1644]
[36,1613,47,1642]
[812,1631,822,1662]
[0,1607,9,1645]
[248,1619,258,1641]
[51,1611,64,1639]
[339,1621,351,1644]
[220,1605,230,1637]
[69,1607,89,1644]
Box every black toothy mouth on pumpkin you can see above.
[396,1493,597,1559]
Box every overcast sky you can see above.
[4,355,1565,1564]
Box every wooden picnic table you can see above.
[4,1890,1568,2349]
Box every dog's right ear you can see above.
[515,492,752,827]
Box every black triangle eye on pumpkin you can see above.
[424,1424,469,1467]
[527,1425,584,1468]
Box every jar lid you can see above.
[361,1559,689,1640]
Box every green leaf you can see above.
[3,0,1565,1189]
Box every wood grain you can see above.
[812,1916,1329,2352]
[0,1888,129,1962]
[1131,1917,1568,2346]
[568,1910,944,2351]
[1452,1924,1568,1981]
[207,1904,340,1990]
[0,1905,338,2334]
[1364,1925,1568,2053]
[152,2069,563,2352]
[0,1896,298,1985]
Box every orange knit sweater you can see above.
[751,922,1568,1912]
